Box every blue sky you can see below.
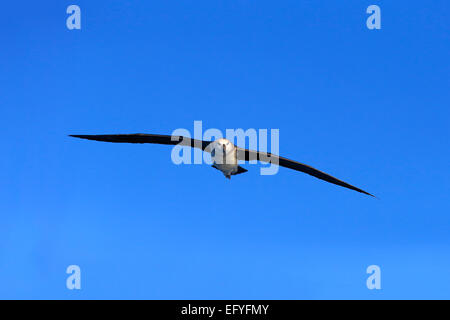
[1,1,449,299]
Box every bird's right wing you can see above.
[236,147,374,197]
[69,134,213,151]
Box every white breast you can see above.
[211,139,238,176]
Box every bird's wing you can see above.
[236,147,374,197]
[69,134,213,151]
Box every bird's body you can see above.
[210,138,239,178]
[69,133,374,197]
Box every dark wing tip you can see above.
[359,189,376,198]
[323,179,376,198]
[69,134,96,140]
[68,134,120,142]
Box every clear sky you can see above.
[1,1,449,299]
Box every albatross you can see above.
[69,133,374,197]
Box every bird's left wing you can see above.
[69,134,213,151]
[236,147,374,197]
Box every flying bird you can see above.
[69,133,374,197]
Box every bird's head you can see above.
[210,138,234,163]
[216,138,234,153]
